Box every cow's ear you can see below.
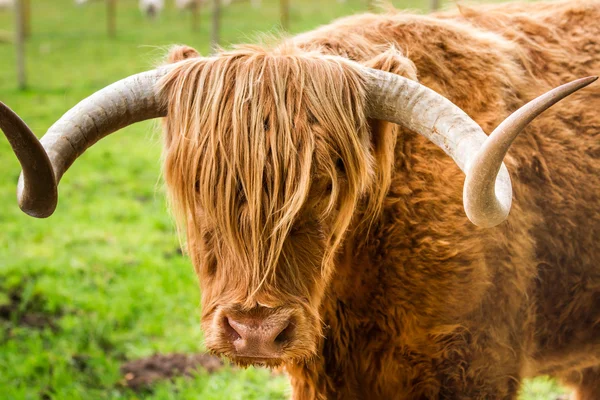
[161,45,202,149]
[167,45,200,63]
[360,48,417,207]
[363,47,417,80]
[362,48,417,144]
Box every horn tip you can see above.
[575,76,598,87]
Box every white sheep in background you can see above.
[175,0,196,9]
[0,0,14,9]
[225,0,261,8]
[74,0,104,5]
[139,0,164,19]
[74,0,164,20]
[175,0,261,10]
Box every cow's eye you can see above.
[335,158,345,174]
[205,255,217,277]
[290,224,302,236]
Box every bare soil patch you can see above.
[120,353,224,390]
[0,290,59,330]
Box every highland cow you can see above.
[1,1,599,399]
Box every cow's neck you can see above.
[285,133,515,398]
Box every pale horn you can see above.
[0,66,173,218]
[363,68,597,228]
[1,61,596,226]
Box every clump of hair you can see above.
[167,45,200,64]
[158,44,376,288]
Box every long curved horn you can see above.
[0,103,57,218]
[0,67,172,218]
[463,76,597,227]
[363,68,597,228]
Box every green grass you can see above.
[0,0,566,399]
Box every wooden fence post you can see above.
[22,0,31,38]
[107,0,116,38]
[211,0,220,53]
[280,0,289,31]
[191,0,201,32]
[15,0,27,89]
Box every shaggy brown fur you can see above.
[160,1,600,398]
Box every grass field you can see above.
[0,0,568,399]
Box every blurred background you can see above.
[0,0,570,398]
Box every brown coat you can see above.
[278,1,600,399]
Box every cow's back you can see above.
[450,1,600,371]
[290,0,600,392]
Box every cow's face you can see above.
[160,48,390,366]
[188,180,333,367]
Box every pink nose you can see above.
[223,312,294,358]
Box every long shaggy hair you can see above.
[159,45,392,288]
[153,0,600,398]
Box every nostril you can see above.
[223,317,242,342]
[274,320,295,345]
[222,311,296,356]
